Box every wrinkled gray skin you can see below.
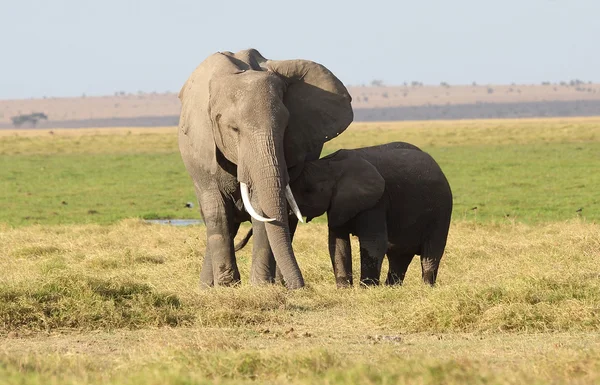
[178,49,353,289]
[289,142,452,287]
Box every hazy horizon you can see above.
[2,0,598,100]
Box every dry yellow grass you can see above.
[1,220,600,383]
[0,126,177,155]
[325,116,600,150]
[0,126,176,138]
[2,116,599,156]
[3,329,600,385]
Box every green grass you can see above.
[1,118,599,226]
[1,153,195,226]
[432,142,600,222]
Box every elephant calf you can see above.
[290,142,452,287]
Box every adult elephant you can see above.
[178,49,353,289]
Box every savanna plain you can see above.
[1,117,599,384]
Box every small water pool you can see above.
[144,219,204,226]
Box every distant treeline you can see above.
[2,100,600,129]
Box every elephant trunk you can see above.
[243,134,305,289]
[240,183,275,222]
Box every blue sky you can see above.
[1,0,598,99]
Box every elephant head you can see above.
[178,49,353,289]
[289,150,385,227]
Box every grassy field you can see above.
[1,220,599,384]
[1,117,600,384]
[1,117,599,226]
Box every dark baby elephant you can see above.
[290,142,452,287]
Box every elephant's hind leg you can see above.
[420,239,445,286]
[385,247,415,285]
[420,219,451,286]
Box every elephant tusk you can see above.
[285,185,304,223]
[240,183,276,222]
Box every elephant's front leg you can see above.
[328,226,353,287]
[250,219,276,285]
[198,190,241,287]
[199,249,214,288]
[200,219,241,288]
[197,206,215,289]
[252,215,299,285]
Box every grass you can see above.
[0,220,600,384]
[3,329,600,385]
[1,152,192,225]
[1,117,599,226]
[1,117,600,384]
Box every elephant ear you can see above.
[265,59,353,167]
[327,152,385,228]
[178,53,240,175]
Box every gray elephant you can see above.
[178,49,353,289]
[289,142,452,287]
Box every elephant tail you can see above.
[234,228,253,252]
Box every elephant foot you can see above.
[359,278,380,287]
[335,276,353,288]
[385,272,405,286]
[214,264,241,287]
[421,257,439,286]
[422,271,437,286]
[250,275,275,286]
